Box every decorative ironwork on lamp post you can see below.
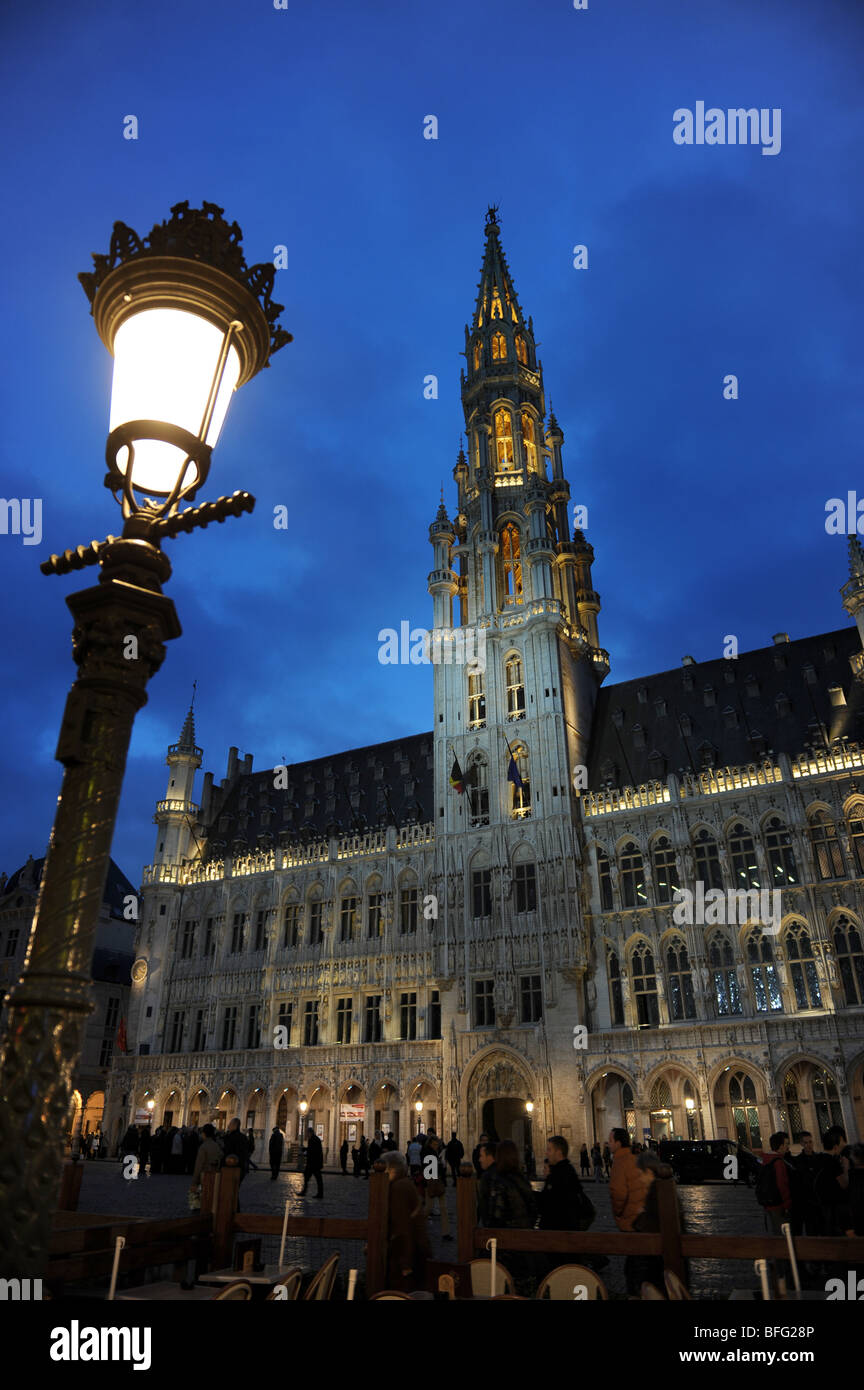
[0,201,290,1278]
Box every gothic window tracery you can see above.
[608,949,624,1024]
[490,286,504,319]
[809,809,844,879]
[499,523,523,607]
[833,915,864,1004]
[764,816,799,885]
[630,941,659,1026]
[784,922,822,1010]
[745,928,783,1012]
[491,331,506,361]
[505,652,525,720]
[708,932,742,1016]
[666,935,696,1019]
[473,340,482,371]
[494,408,515,470]
[520,410,537,471]
[468,668,486,728]
[515,334,528,365]
[510,742,531,818]
[619,841,646,908]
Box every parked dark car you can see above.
[657,1139,761,1185]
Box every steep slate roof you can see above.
[586,627,863,790]
[1,856,136,918]
[203,730,434,858]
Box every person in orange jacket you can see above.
[609,1127,651,1294]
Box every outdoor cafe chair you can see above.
[266,1270,302,1301]
[536,1263,609,1301]
[664,1270,691,1300]
[303,1252,340,1300]
[369,1290,414,1300]
[640,1282,666,1300]
[468,1257,515,1297]
[213,1280,253,1301]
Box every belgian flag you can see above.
[449,757,465,794]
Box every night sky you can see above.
[1,0,862,886]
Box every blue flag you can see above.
[507,754,523,789]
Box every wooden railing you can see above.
[455,1168,864,1291]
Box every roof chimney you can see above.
[772,633,790,645]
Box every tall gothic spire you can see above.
[462,209,543,428]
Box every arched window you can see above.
[622,1082,635,1140]
[500,523,523,606]
[520,410,537,471]
[693,827,724,891]
[608,950,624,1025]
[494,409,515,470]
[764,816,799,885]
[509,742,531,818]
[505,653,525,720]
[784,923,822,1010]
[473,340,482,371]
[708,933,742,1016]
[652,835,679,904]
[514,334,528,365]
[729,823,761,890]
[596,849,613,912]
[467,668,486,728]
[467,752,489,827]
[809,809,844,879]
[490,286,504,319]
[780,1071,802,1141]
[491,331,507,361]
[833,916,864,1005]
[728,1072,762,1148]
[745,929,783,1013]
[619,841,646,908]
[846,803,864,875]
[631,942,659,1026]
[666,936,696,1019]
[812,1069,844,1132]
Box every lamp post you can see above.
[0,201,290,1278]
[415,1099,423,1135]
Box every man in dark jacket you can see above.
[223,1118,250,1181]
[340,1138,350,1174]
[472,1132,490,1177]
[476,1140,498,1226]
[268,1126,284,1180]
[445,1132,465,1186]
[302,1126,324,1198]
[538,1136,589,1230]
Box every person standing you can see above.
[369,1133,383,1166]
[630,1149,678,1292]
[472,1132,490,1177]
[268,1126,284,1180]
[246,1128,259,1171]
[790,1131,822,1238]
[609,1127,651,1295]
[755,1132,796,1286]
[302,1125,324,1198]
[445,1131,464,1186]
[816,1126,851,1236]
[579,1142,590,1178]
[602,1142,612,1178]
[382,1151,430,1292]
[340,1137,350,1174]
[224,1118,250,1183]
[591,1142,605,1182]
[358,1135,370,1178]
[476,1140,498,1227]
[137,1125,150,1177]
[483,1139,539,1293]
[422,1131,452,1240]
[190,1123,222,1194]
[538,1136,592,1232]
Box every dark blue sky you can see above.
[1,0,862,884]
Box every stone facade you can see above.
[104,213,864,1159]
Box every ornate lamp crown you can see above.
[78,199,292,362]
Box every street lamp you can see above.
[0,201,290,1279]
[525,1100,534,1114]
[415,1099,423,1135]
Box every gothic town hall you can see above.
[106,211,864,1159]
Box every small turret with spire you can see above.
[841,535,864,681]
[152,689,203,866]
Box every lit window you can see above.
[630,942,659,1026]
[520,975,542,1023]
[764,817,799,885]
[608,950,624,1024]
[693,828,724,891]
[666,936,696,1019]
[652,836,679,904]
[514,862,536,913]
[500,523,523,606]
[491,331,506,361]
[785,924,822,1010]
[619,841,646,907]
[515,334,527,364]
[468,669,486,728]
[490,287,504,319]
[473,340,482,371]
[746,929,783,1012]
[505,654,525,719]
[520,411,537,471]
[833,916,864,1005]
[729,823,761,890]
[809,810,844,879]
[510,742,531,818]
[709,933,742,1016]
[494,408,514,470]
[467,754,489,825]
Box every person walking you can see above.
[407,1134,423,1176]
[149,1125,166,1175]
[609,1127,651,1295]
[483,1139,539,1293]
[476,1140,498,1227]
[268,1126,284,1180]
[340,1138,350,1174]
[591,1142,605,1182]
[755,1131,796,1286]
[369,1133,383,1167]
[358,1135,370,1178]
[602,1142,612,1178]
[445,1131,464,1186]
[382,1151,430,1292]
[537,1136,597,1275]
[816,1126,851,1236]
[184,1125,201,1176]
[629,1149,679,1292]
[579,1142,590,1178]
[302,1125,324,1198]
[168,1125,185,1175]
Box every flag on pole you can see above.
[449,757,465,794]
[115,1017,127,1055]
[507,752,524,789]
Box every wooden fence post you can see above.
[365,1167,389,1295]
[457,1165,476,1265]
[656,1173,686,1284]
[209,1164,240,1269]
[57,1159,83,1211]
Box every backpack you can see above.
[755,1157,782,1208]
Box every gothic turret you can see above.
[152,701,202,866]
[841,534,864,682]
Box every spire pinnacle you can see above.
[849,533,864,578]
